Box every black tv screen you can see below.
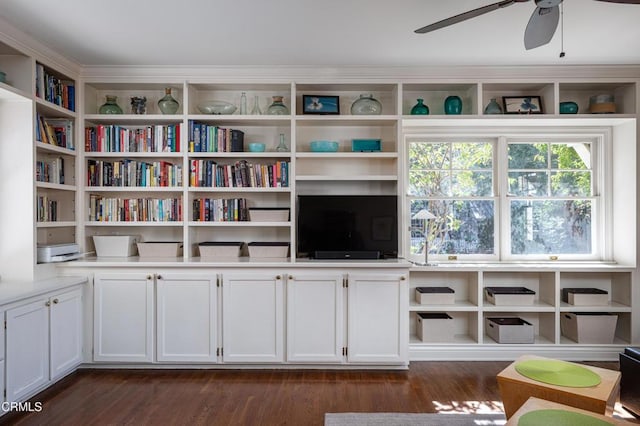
[297,195,398,259]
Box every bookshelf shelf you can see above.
[84,186,183,192]
[36,221,76,228]
[36,182,76,191]
[188,221,292,228]
[35,142,76,156]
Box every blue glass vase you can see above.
[444,95,462,115]
[484,98,503,115]
[410,98,429,115]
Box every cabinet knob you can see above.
[288,275,294,280]
[276,275,282,280]
[45,301,51,307]
[157,275,163,280]
[147,275,152,280]
[400,276,406,281]
[53,298,59,304]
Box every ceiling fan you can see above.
[415,0,640,50]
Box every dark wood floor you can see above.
[1,361,633,426]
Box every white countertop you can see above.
[0,276,88,306]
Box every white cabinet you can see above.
[0,308,4,406]
[347,273,408,364]
[222,272,284,363]
[286,273,344,363]
[6,298,49,402]
[5,287,83,403]
[94,273,153,362]
[49,289,83,380]
[156,273,217,362]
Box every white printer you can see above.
[37,243,82,263]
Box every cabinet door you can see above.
[50,288,83,380]
[347,273,408,364]
[286,273,344,363]
[156,273,217,362]
[94,273,154,362]
[222,272,284,363]
[6,298,50,402]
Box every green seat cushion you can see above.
[518,409,614,426]
[514,359,601,387]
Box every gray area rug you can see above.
[325,412,507,426]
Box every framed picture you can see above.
[502,96,543,114]
[302,95,340,115]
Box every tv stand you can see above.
[314,251,380,260]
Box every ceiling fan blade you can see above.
[594,0,640,3]
[524,5,560,50]
[415,0,525,34]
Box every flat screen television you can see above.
[296,195,398,259]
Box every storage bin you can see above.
[485,287,535,305]
[249,208,290,222]
[93,235,139,257]
[417,312,454,342]
[486,317,534,344]
[561,288,608,306]
[351,138,381,152]
[198,241,243,258]
[415,287,455,305]
[137,241,183,258]
[561,312,618,344]
[248,242,289,259]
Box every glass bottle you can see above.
[350,94,382,115]
[240,92,247,115]
[158,88,179,114]
[276,133,289,152]
[251,95,262,115]
[410,98,430,115]
[266,96,289,115]
[98,95,123,114]
[483,98,503,114]
[444,95,463,115]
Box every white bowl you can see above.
[197,100,237,115]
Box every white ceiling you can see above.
[2,0,640,67]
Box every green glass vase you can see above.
[411,98,429,115]
[99,95,123,114]
[158,88,179,114]
[484,98,503,115]
[266,96,289,115]
[444,95,462,115]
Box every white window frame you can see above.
[404,126,613,264]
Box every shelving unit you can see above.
[409,266,635,359]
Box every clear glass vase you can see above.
[251,95,262,115]
[276,133,289,152]
[266,96,289,115]
[350,94,382,115]
[483,98,503,115]
[130,96,147,115]
[158,88,179,114]
[99,95,123,114]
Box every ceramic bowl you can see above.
[197,100,237,115]
[310,140,339,152]
[248,142,266,152]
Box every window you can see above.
[407,132,604,262]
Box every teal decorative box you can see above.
[351,139,381,152]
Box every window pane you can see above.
[452,171,493,196]
[510,200,592,254]
[410,199,495,255]
[508,172,549,196]
[409,142,449,169]
[508,143,548,169]
[551,171,591,196]
[451,142,493,169]
[550,143,590,169]
[408,171,450,196]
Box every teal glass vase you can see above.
[410,98,429,115]
[444,95,462,115]
[158,88,179,114]
[484,98,503,115]
[99,95,123,114]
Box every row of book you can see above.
[192,198,248,222]
[189,159,289,188]
[88,196,182,222]
[35,63,75,111]
[36,157,65,185]
[85,124,181,153]
[87,159,183,187]
[36,113,75,150]
[37,196,58,222]
[188,121,244,153]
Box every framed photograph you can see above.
[502,96,543,114]
[302,95,340,115]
